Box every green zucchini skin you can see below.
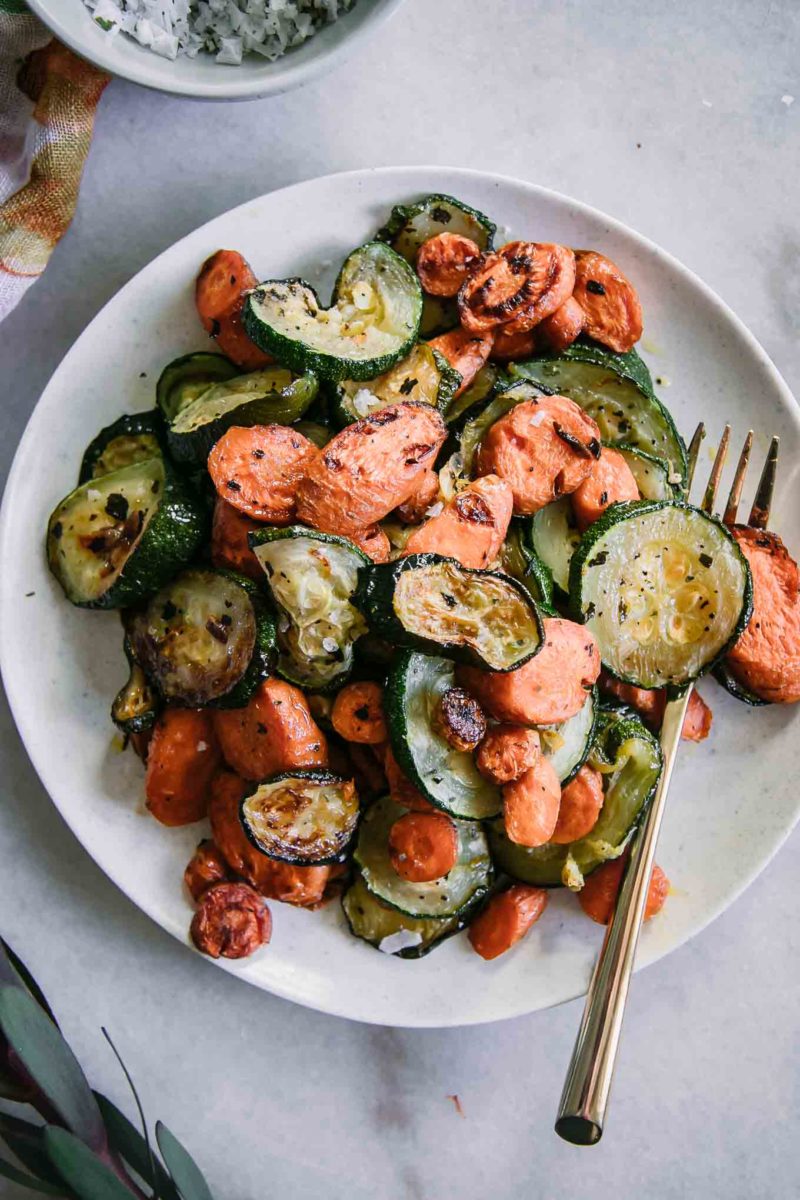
[540,685,599,784]
[569,499,753,691]
[442,362,505,428]
[615,443,680,501]
[342,873,465,959]
[355,553,544,673]
[499,518,556,613]
[240,768,359,866]
[47,459,208,610]
[156,351,239,423]
[166,368,318,464]
[529,496,582,601]
[111,637,161,734]
[79,411,166,484]
[712,661,770,707]
[329,343,460,427]
[243,243,423,382]
[487,706,662,888]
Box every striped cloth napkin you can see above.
[0,1,109,320]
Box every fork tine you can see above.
[685,422,705,493]
[723,430,753,526]
[748,435,779,530]
[700,424,730,514]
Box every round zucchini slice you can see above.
[355,554,543,673]
[156,351,239,423]
[111,638,160,735]
[497,519,555,612]
[386,651,501,820]
[240,769,359,865]
[46,457,206,610]
[354,796,491,919]
[443,362,502,427]
[616,444,679,501]
[539,686,598,783]
[249,526,370,692]
[331,342,460,425]
[509,339,687,485]
[166,366,318,463]
[530,496,582,599]
[243,243,422,382]
[128,568,275,708]
[570,500,753,689]
[79,411,165,484]
[342,874,460,958]
[488,708,662,888]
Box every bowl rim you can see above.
[26,0,407,100]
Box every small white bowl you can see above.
[27,0,406,101]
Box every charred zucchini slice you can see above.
[355,554,543,672]
[46,457,206,610]
[244,243,422,382]
[156,351,239,423]
[111,638,160,735]
[386,652,502,820]
[249,527,369,692]
[530,496,582,598]
[79,411,165,484]
[342,875,460,958]
[240,769,359,865]
[616,444,679,501]
[488,708,662,888]
[570,500,753,689]
[128,568,275,708]
[444,362,502,426]
[331,342,460,425]
[354,796,491,919]
[539,686,598,784]
[166,366,318,463]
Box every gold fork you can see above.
[555,424,780,1145]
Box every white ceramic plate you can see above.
[2,168,799,1028]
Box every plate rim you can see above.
[2,164,798,1028]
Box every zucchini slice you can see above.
[240,769,359,865]
[712,660,770,707]
[292,420,331,449]
[355,554,543,672]
[488,708,662,887]
[539,686,598,783]
[128,568,275,707]
[249,527,369,692]
[166,366,318,464]
[354,795,491,919]
[497,519,555,612]
[46,457,206,610]
[570,500,753,689]
[331,342,460,425]
[510,339,687,484]
[386,652,502,820]
[444,362,502,427]
[156,351,239,423]
[111,638,160,735]
[376,193,496,340]
[530,496,582,598]
[616,444,679,501]
[243,243,422,382]
[79,411,165,484]
[342,874,460,958]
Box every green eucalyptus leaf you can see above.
[0,1112,70,1189]
[95,1094,179,1200]
[0,940,58,1025]
[43,1128,136,1200]
[0,1152,65,1194]
[156,1123,214,1200]
[0,987,106,1150]
[0,1075,34,1102]
[100,1032,158,1197]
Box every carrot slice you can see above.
[573,251,643,353]
[207,424,318,524]
[210,498,264,581]
[213,678,328,781]
[184,840,231,901]
[491,327,536,361]
[331,681,387,745]
[428,327,494,396]
[578,857,669,924]
[458,242,576,335]
[416,232,483,297]
[502,756,561,848]
[383,746,434,812]
[195,249,272,370]
[468,884,548,960]
[190,882,272,959]
[571,446,640,531]
[433,687,487,752]
[404,474,513,569]
[726,527,800,704]
[145,708,222,827]
[388,811,459,883]
[348,524,391,563]
[599,671,713,742]
[550,764,604,844]
[535,296,586,353]
[475,725,540,785]
[396,467,439,524]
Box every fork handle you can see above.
[555,687,693,1145]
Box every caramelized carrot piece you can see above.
[550,765,604,844]
[459,617,601,725]
[195,249,272,370]
[207,425,318,524]
[433,687,487,752]
[383,746,434,813]
[404,475,513,569]
[459,242,576,335]
[468,884,548,960]
[190,881,272,959]
[213,678,328,781]
[416,232,483,297]
[475,394,601,515]
[347,524,391,563]
[331,681,387,745]
[571,446,640,531]
[502,755,562,847]
[681,690,713,741]
[210,498,264,581]
[599,671,713,742]
[491,327,536,361]
[396,467,439,524]
[184,840,231,901]
[388,811,459,883]
[475,725,540,784]
[535,296,586,353]
[428,327,494,397]
[725,527,800,703]
[145,708,222,827]
[578,857,669,924]
[573,251,643,353]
